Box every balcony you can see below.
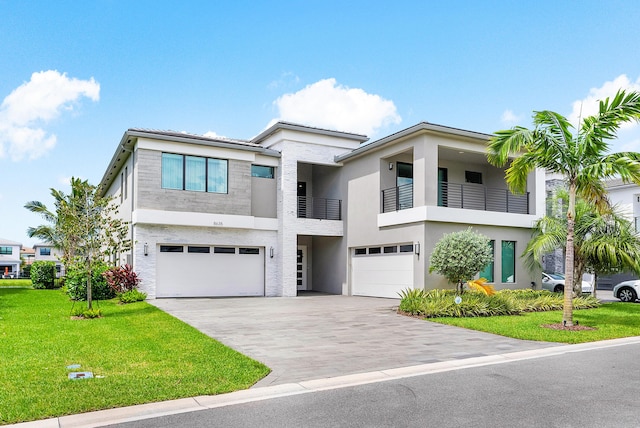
[381,184,413,212]
[439,182,529,214]
[297,197,342,220]
[380,182,529,214]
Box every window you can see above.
[39,248,51,256]
[161,153,228,193]
[368,247,381,254]
[0,247,12,255]
[501,241,516,283]
[396,162,413,187]
[239,248,260,255]
[383,246,398,253]
[479,240,495,282]
[214,247,235,254]
[160,245,184,253]
[251,165,274,179]
[188,246,210,253]
[354,248,366,255]
[208,158,228,193]
[465,171,483,184]
[399,244,414,253]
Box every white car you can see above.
[541,272,593,294]
[613,280,640,302]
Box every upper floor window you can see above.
[0,246,12,255]
[161,153,228,194]
[39,248,51,256]
[465,171,483,184]
[251,165,274,179]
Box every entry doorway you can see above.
[297,245,307,290]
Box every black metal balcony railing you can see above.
[380,182,530,214]
[381,183,414,212]
[439,182,529,214]
[297,196,342,220]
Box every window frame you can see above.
[0,246,12,255]
[479,240,495,283]
[161,152,228,194]
[251,165,275,179]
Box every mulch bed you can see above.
[541,323,597,331]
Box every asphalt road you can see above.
[108,341,639,428]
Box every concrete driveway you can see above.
[150,294,553,387]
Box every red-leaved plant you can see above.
[103,264,140,293]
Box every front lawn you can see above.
[0,289,269,425]
[0,278,32,287]
[432,302,640,344]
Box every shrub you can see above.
[118,289,147,303]
[398,288,600,318]
[21,264,32,278]
[65,261,115,301]
[103,264,140,293]
[70,305,102,319]
[429,228,493,293]
[30,261,56,289]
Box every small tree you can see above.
[429,228,494,293]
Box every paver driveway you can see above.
[150,294,553,387]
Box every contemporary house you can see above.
[0,238,22,278]
[33,243,65,277]
[99,121,545,299]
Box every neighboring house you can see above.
[0,238,22,278]
[542,175,640,290]
[20,247,35,265]
[98,122,545,299]
[33,244,64,277]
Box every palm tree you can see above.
[523,191,640,300]
[488,89,640,326]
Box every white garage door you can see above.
[352,247,414,298]
[156,245,264,297]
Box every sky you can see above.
[1,0,640,247]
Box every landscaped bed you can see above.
[0,288,270,425]
[399,288,640,344]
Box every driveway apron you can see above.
[150,294,553,387]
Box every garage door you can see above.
[156,245,264,297]
[351,245,414,298]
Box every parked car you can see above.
[541,272,593,293]
[613,280,640,302]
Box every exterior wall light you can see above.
[269,246,274,258]
[144,243,149,256]
[389,162,394,170]
[415,242,420,256]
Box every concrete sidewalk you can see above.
[149,294,554,387]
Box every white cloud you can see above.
[567,74,640,152]
[0,70,100,161]
[203,131,225,139]
[268,78,401,136]
[568,74,640,128]
[267,72,300,90]
[500,109,523,126]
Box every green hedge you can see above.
[30,261,56,289]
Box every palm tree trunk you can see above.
[563,183,576,326]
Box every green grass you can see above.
[0,289,270,425]
[431,302,640,344]
[0,279,32,287]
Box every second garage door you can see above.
[156,245,265,298]
[351,245,415,298]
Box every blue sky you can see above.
[1,0,640,246]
